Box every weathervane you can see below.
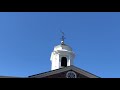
[60,30,65,45]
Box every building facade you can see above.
[28,34,99,78]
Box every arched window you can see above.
[61,57,67,67]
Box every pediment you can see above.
[28,65,99,78]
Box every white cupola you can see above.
[50,32,75,70]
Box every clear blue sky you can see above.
[0,12,120,78]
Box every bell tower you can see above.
[50,32,75,70]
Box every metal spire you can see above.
[60,31,65,45]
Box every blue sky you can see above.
[0,12,120,78]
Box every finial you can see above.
[60,30,65,45]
